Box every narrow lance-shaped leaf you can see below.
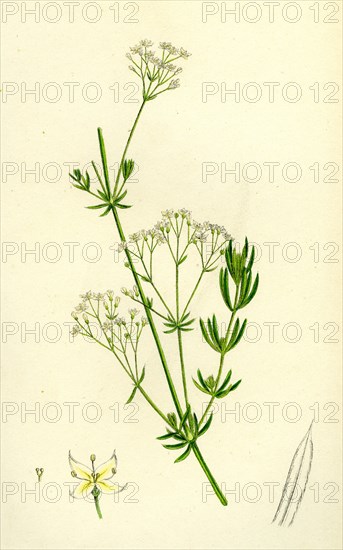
[272,421,314,527]
[174,445,191,463]
[198,413,213,437]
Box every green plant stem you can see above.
[94,495,103,519]
[199,286,240,427]
[199,353,225,426]
[137,385,171,425]
[177,328,189,407]
[112,99,146,197]
[191,442,228,506]
[111,206,184,420]
[175,231,189,408]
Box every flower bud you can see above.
[90,454,96,462]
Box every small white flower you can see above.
[179,208,191,218]
[126,53,132,60]
[151,56,163,68]
[168,46,179,55]
[155,219,170,231]
[179,47,191,59]
[92,292,104,301]
[130,44,143,55]
[164,63,176,72]
[118,241,128,252]
[114,296,121,307]
[159,42,172,50]
[161,209,174,219]
[75,302,88,313]
[129,232,142,242]
[80,291,92,301]
[168,79,180,89]
[71,311,78,320]
[140,39,154,47]
[129,308,140,319]
[71,325,81,337]
[192,220,203,231]
[121,287,129,296]
[194,231,208,243]
[114,317,126,326]
[155,232,166,244]
[102,322,113,333]
[145,50,155,60]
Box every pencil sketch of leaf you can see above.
[272,420,314,527]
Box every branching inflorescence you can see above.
[69,40,259,507]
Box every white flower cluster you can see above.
[126,39,191,98]
[116,208,232,252]
[191,220,232,244]
[70,286,149,340]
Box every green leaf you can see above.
[180,404,191,429]
[115,203,132,209]
[99,206,112,217]
[180,318,195,328]
[216,370,232,393]
[192,379,211,395]
[163,327,177,334]
[72,183,85,190]
[126,386,137,404]
[86,203,109,210]
[216,378,242,398]
[140,275,151,283]
[230,379,242,392]
[91,160,107,197]
[215,388,231,398]
[156,432,176,440]
[200,318,218,352]
[174,445,191,463]
[97,189,108,201]
[226,318,240,351]
[243,273,259,307]
[211,314,221,347]
[220,268,233,311]
[178,255,188,266]
[197,369,208,390]
[198,413,213,437]
[193,413,199,436]
[231,319,247,350]
[247,244,255,271]
[163,442,188,450]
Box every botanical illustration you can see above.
[69,40,259,507]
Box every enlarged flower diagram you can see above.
[69,451,127,518]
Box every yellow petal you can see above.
[75,480,93,497]
[69,480,94,500]
[97,480,126,494]
[69,451,92,481]
[96,450,117,481]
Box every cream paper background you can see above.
[1,1,342,549]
